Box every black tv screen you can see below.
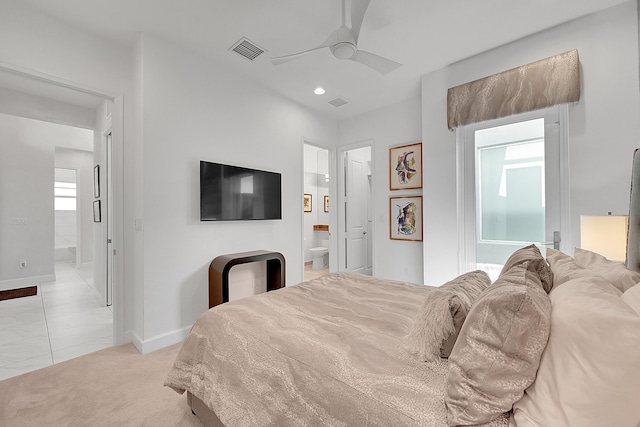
[200,161,282,221]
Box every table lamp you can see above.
[580,214,629,262]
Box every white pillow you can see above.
[546,248,621,295]
[573,247,640,292]
[622,283,640,315]
[513,275,640,427]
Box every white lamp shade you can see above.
[580,215,629,262]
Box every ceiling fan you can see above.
[271,0,402,75]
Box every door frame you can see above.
[105,130,113,307]
[456,105,570,274]
[0,61,126,345]
[337,140,374,275]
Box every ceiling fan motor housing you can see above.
[331,42,357,59]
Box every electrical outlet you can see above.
[20,259,27,268]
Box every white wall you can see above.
[0,87,95,130]
[0,1,131,96]
[337,95,424,284]
[0,114,93,290]
[136,34,337,351]
[421,0,640,284]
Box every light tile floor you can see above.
[304,262,329,282]
[0,261,113,381]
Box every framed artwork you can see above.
[93,165,100,198]
[324,195,329,212]
[303,194,312,212]
[389,142,422,190]
[390,196,423,241]
[93,200,101,223]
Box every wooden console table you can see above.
[209,250,286,308]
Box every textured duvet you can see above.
[165,273,509,427]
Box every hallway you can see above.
[0,262,112,381]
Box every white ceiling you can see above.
[7,0,631,120]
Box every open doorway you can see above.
[0,114,113,379]
[338,143,373,275]
[0,66,123,378]
[303,142,332,281]
[54,167,79,266]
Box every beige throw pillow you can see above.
[406,270,491,362]
[445,261,551,426]
[500,244,553,292]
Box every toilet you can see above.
[310,239,329,269]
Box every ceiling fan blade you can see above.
[349,50,402,75]
[271,46,328,65]
[349,0,372,43]
[271,31,340,66]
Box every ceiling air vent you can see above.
[229,37,266,61]
[328,97,348,107]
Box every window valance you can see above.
[447,49,580,130]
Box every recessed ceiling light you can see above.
[314,87,326,95]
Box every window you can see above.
[54,169,77,211]
[477,119,545,244]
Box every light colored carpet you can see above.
[0,342,202,426]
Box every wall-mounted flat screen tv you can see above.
[200,160,282,221]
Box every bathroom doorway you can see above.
[303,142,333,281]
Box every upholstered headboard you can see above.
[627,148,640,272]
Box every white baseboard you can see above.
[0,274,56,292]
[126,330,144,354]
[127,325,191,354]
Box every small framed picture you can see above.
[389,142,422,190]
[93,200,101,223]
[324,195,329,212]
[303,194,312,212]
[390,196,423,241]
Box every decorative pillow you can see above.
[406,270,491,362]
[622,283,640,315]
[546,248,622,295]
[445,261,551,425]
[573,247,640,292]
[513,276,640,427]
[500,244,553,293]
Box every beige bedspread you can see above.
[165,273,510,427]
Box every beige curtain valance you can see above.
[447,49,580,130]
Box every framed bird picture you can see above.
[389,142,422,190]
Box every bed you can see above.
[165,150,640,427]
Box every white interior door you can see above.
[341,146,372,275]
